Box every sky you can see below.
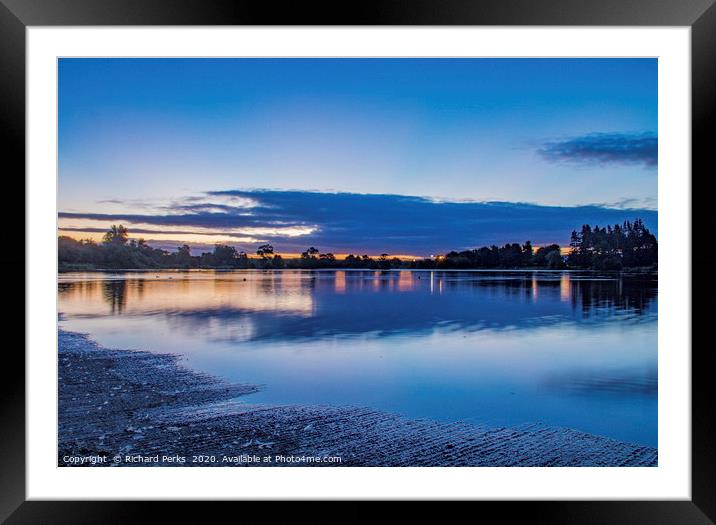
[58,58,657,256]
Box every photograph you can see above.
[57,57,658,468]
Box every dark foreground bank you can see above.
[58,330,657,467]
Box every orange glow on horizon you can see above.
[58,231,425,260]
[59,232,570,260]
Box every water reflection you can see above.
[58,269,657,446]
[101,280,127,314]
[58,270,657,344]
[59,270,314,320]
[543,367,658,397]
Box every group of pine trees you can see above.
[58,219,657,271]
[566,219,657,270]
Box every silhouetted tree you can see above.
[175,244,193,267]
[236,251,250,269]
[102,224,128,245]
[566,218,656,269]
[211,244,239,267]
[533,244,561,266]
[301,247,319,259]
[546,250,565,269]
[256,244,274,259]
[271,254,285,268]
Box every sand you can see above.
[58,330,657,467]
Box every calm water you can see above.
[58,270,657,446]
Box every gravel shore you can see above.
[58,330,657,467]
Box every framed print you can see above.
[4,0,714,520]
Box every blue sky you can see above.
[58,58,657,255]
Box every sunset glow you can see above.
[59,58,657,255]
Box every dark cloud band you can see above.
[59,189,658,255]
[538,132,657,168]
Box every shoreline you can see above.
[58,329,657,467]
[58,267,657,274]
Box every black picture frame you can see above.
[3,0,713,520]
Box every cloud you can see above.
[538,132,657,168]
[589,197,657,210]
[59,189,658,255]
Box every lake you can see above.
[58,269,657,447]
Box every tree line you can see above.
[58,219,657,271]
[566,219,657,270]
